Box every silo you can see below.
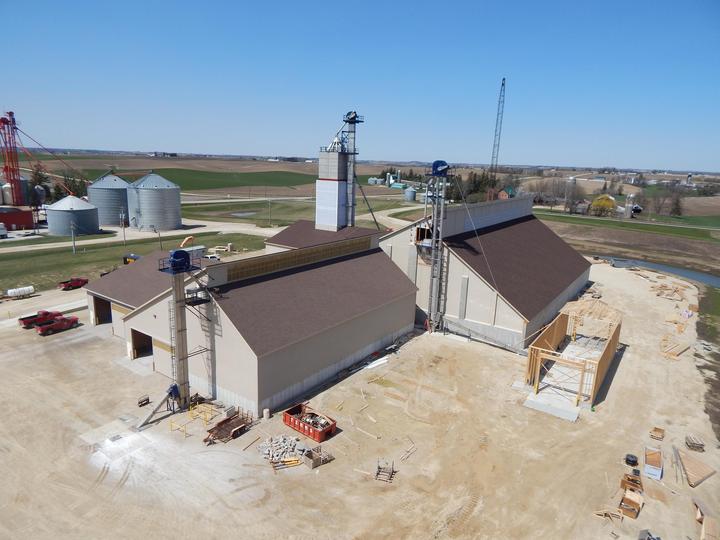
[127,173,181,230]
[46,195,100,236]
[88,173,129,226]
[404,187,417,202]
[2,184,13,205]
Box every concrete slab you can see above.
[523,392,580,422]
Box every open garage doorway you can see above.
[130,329,153,359]
[92,296,112,325]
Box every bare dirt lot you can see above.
[1,264,718,539]
[545,221,720,274]
[682,195,720,216]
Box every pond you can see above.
[600,257,720,288]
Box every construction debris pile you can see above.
[300,411,331,430]
[258,435,303,463]
[257,435,334,471]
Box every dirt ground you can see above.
[682,195,720,216]
[0,264,718,539]
[545,221,720,274]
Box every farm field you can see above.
[0,232,265,293]
[182,198,411,227]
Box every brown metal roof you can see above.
[213,249,417,357]
[445,216,590,321]
[266,220,380,249]
[84,250,174,308]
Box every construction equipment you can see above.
[487,78,506,196]
[203,408,253,444]
[0,112,23,205]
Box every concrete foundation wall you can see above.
[257,293,416,414]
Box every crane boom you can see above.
[488,78,506,190]
[0,112,24,205]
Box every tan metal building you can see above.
[379,196,590,350]
[85,239,416,415]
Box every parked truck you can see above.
[18,310,63,329]
[58,277,88,291]
[35,315,79,336]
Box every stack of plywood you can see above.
[678,449,717,487]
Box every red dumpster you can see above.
[282,403,337,443]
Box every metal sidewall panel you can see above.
[46,208,100,236]
[89,186,129,226]
[127,186,181,230]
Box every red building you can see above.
[0,207,34,230]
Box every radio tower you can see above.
[0,112,24,205]
[488,78,506,191]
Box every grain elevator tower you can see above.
[315,111,363,231]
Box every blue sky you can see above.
[4,1,719,171]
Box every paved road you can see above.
[0,219,281,254]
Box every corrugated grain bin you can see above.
[88,174,130,226]
[127,173,181,231]
[46,196,100,236]
[404,187,417,201]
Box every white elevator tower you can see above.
[315,111,363,231]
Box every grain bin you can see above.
[404,187,417,202]
[46,195,100,236]
[127,173,181,231]
[88,173,130,226]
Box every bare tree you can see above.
[650,190,670,215]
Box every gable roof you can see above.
[444,215,590,321]
[84,250,173,308]
[266,220,380,249]
[213,249,416,357]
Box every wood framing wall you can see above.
[526,310,622,407]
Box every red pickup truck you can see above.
[35,315,79,336]
[18,310,63,329]
[58,277,89,291]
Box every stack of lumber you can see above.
[660,334,691,359]
[686,434,706,452]
[651,283,688,302]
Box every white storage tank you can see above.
[404,187,417,202]
[88,173,130,226]
[46,195,100,236]
[1,184,13,205]
[127,173,181,231]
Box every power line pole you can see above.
[120,210,126,246]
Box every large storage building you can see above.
[85,240,416,415]
[379,196,590,350]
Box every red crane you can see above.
[0,111,24,205]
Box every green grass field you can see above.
[0,232,265,293]
[0,231,116,249]
[183,198,408,227]
[639,214,720,228]
[534,211,719,242]
[78,168,315,190]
